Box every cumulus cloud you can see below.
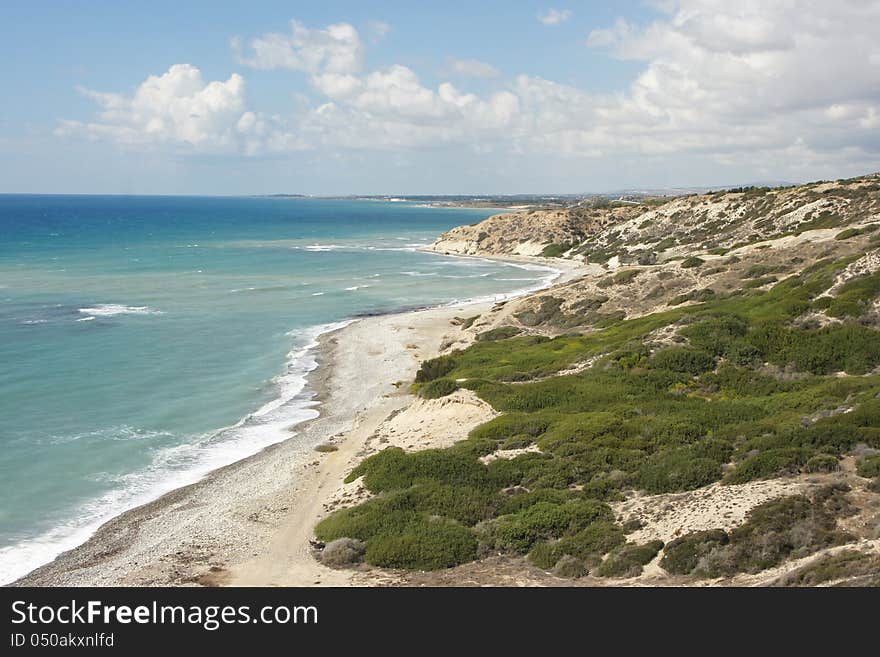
[448,58,500,78]
[538,9,572,26]
[57,64,305,155]
[234,20,363,74]
[302,65,519,149]
[576,0,880,157]
[60,7,880,180]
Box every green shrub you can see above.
[365,518,477,569]
[640,450,722,493]
[775,550,880,586]
[315,495,420,543]
[552,555,589,578]
[681,256,705,268]
[856,454,880,478]
[346,447,493,492]
[824,272,880,318]
[406,482,498,525]
[724,447,812,484]
[528,520,626,569]
[594,541,664,577]
[834,228,862,240]
[415,355,457,382]
[468,412,553,443]
[805,453,840,473]
[476,326,522,341]
[541,243,573,258]
[669,288,716,305]
[418,378,459,399]
[613,269,641,285]
[651,347,716,375]
[660,529,729,575]
[490,499,613,553]
[663,488,856,578]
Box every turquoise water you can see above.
[0,195,554,583]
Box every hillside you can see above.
[430,175,880,262]
[312,173,880,587]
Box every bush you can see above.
[856,454,880,478]
[418,378,459,399]
[346,447,493,492]
[694,487,854,577]
[680,256,705,268]
[651,347,716,375]
[660,529,729,575]
[640,450,722,493]
[365,518,478,570]
[477,326,522,341]
[415,355,457,383]
[775,550,880,586]
[320,538,366,567]
[594,541,664,578]
[822,271,880,319]
[612,269,641,285]
[315,495,420,543]
[528,520,625,569]
[805,453,840,473]
[724,447,812,484]
[552,555,589,578]
[834,228,862,240]
[541,243,573,258]
[669,288,715,305]
[490,499,613,553]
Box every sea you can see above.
[0,195,554,584]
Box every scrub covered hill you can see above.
[313,173,880,586]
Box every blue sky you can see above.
[2,1,879,195]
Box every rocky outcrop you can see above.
[430,174,880,262]
[429,206,637,257]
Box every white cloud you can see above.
[234,20,363,74]
[538,9,572,26]
[448,58,500,78]
[60,9,880,181]
[57,64,306,155]
[366,20,391,43]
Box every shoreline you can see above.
[14,253,582,586]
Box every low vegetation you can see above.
[315,177,880,579]
[660,485,854,578]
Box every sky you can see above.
[1,1,879,195]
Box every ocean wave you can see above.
[311,292,325,296]
[0,319,350,586]
[78,304,163,317]
[304,244,345,252]
[344,284,371,291]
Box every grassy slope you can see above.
[315,176,880,582]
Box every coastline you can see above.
[14,254,582,586]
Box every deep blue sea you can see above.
[0,195,554,583]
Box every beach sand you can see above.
[15,256,581,587]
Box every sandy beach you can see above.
[15,256,581,587]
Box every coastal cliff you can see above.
[429,175,880,263]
